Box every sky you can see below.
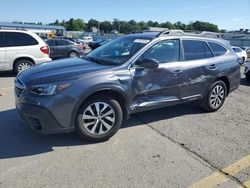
[0,0,249,30]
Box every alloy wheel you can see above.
[209,85,225,108]
[82,102,115,135]
[17,61,32,73]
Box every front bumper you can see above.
[16,102,74,134]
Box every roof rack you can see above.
[156,30,222,39]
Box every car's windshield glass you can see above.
[86,36,151,65]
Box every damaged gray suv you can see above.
[15,30,241,141]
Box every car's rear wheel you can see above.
[201,80,227,112]
[76,96,123,142]
[14,59,33,74]
[69,51,79,58]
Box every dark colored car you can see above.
[15,30,240,142]
[245,61,250,80]
[46,39,85,59]
[89,39,111,50]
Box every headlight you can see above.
[29,83,71,96]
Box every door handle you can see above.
[209,64,217,70]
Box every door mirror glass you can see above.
[139,58,159,69]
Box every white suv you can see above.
[0,30,51,73]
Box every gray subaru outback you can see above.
[15,30,241,142]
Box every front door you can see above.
[129,39,185,112]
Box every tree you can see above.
[191,21,218,32]
[174,21,186,30]
[88,19,99,30]
[99,21,112,33]
[160,21,174,29]
[48,18,220,34]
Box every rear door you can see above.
[180,39,214,100]
[46,40,58,58]
[5,32,39,70]
[0,32,6,70]
[57,40,72,58]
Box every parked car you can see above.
[232,46,247,64]
[46,39,85,59]
[15,30,240,142]
[89,39,111,50]
[0,30,51,73]
[245,61,250,80]
[79,36,93,44]
[241,47,250,60]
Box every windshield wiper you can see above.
[84,56,100,64]
[85,56,115,66]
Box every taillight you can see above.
[75,44,86,50]
[40,46,49,54]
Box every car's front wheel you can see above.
[201,80,227,112]
[76,96,123,142]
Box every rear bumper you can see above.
[16,103,74,134]
[34,57,52,64]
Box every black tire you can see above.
[76,95,123,142]
[200,80,227,112]
[69,51,79,58]
[246,74,250,81]
[242,57,245,65]
[14,59,33,74]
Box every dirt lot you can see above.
[0,68,250,188]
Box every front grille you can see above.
[27,117,42,130]
[15,78,25,98]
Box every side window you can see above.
[233,48,242,53]
[208,42,227,56]
[0,32,5,47]
[204,42,214,58]
[46,40,57,46]
[183,40,213,61]
[57,40,71,46]
[5,32,38,47]
[141,39,180,64]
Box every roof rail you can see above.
[156,30,222,39]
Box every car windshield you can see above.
[86,36,151,65]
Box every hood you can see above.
[19,58,113,85]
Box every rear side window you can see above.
[57,40,72,46]
[0,32,5,47]
[5,32,38,47]
[208,42,227,56]
[233,48,242,53]
[183,40,213,61]
[46,40,57,46]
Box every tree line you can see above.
[17,18,226,33]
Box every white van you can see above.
[0,30,51,73]
[79,36,93,44]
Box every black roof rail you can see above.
[156,30,222,39]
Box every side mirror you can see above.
[140,58,159,69]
